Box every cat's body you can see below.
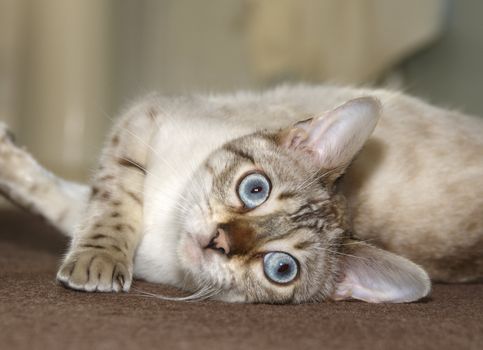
[1,85,482,303]
[138,85,483,285]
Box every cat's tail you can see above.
[0,122,89,237]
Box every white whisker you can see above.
[131,283,222,302]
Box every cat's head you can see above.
[177,97,430,304]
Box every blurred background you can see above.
[0,0,482,182]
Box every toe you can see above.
[93,258,116,292]
[56,260,75,284]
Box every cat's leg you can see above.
[0,122,89,235]
[56,101,160,292]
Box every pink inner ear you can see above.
[282,97,381,171]
[331,243,431,303]
[333,271,393,303]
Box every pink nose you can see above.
[206,228,230,255]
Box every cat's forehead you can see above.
[206,132,277,172]
[204,131,312,185]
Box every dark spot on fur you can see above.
[101,191,112,200]
[223,145,255,164]
[118,157,147,175]
[289,199,341,232]
[112,223,135,233]
[111,212,120,218]
[294,241,314,250]
[81,244,106,250]
[91,186,100,198]
[110,244,122,253]
[112,135,120,146]
[91,234,107,240]
[99,174,115,182]
[278,191,297,200]
[126,190,142,205]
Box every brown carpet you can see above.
[1,210,482,350]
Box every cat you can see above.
[1,85,482,304]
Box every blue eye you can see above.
[263,252,298,284]
[237,172,271,209]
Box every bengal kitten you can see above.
[1,85,482,303]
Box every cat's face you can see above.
[178,132,345,303]
[176,97,431,303]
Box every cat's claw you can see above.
[56,250,132,293]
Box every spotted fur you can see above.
[1,84,482,303]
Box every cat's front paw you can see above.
[56,249,132,292]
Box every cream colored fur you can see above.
[0,85,481,302]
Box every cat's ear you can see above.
[281,97,381,174]
[331,242,431,303]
